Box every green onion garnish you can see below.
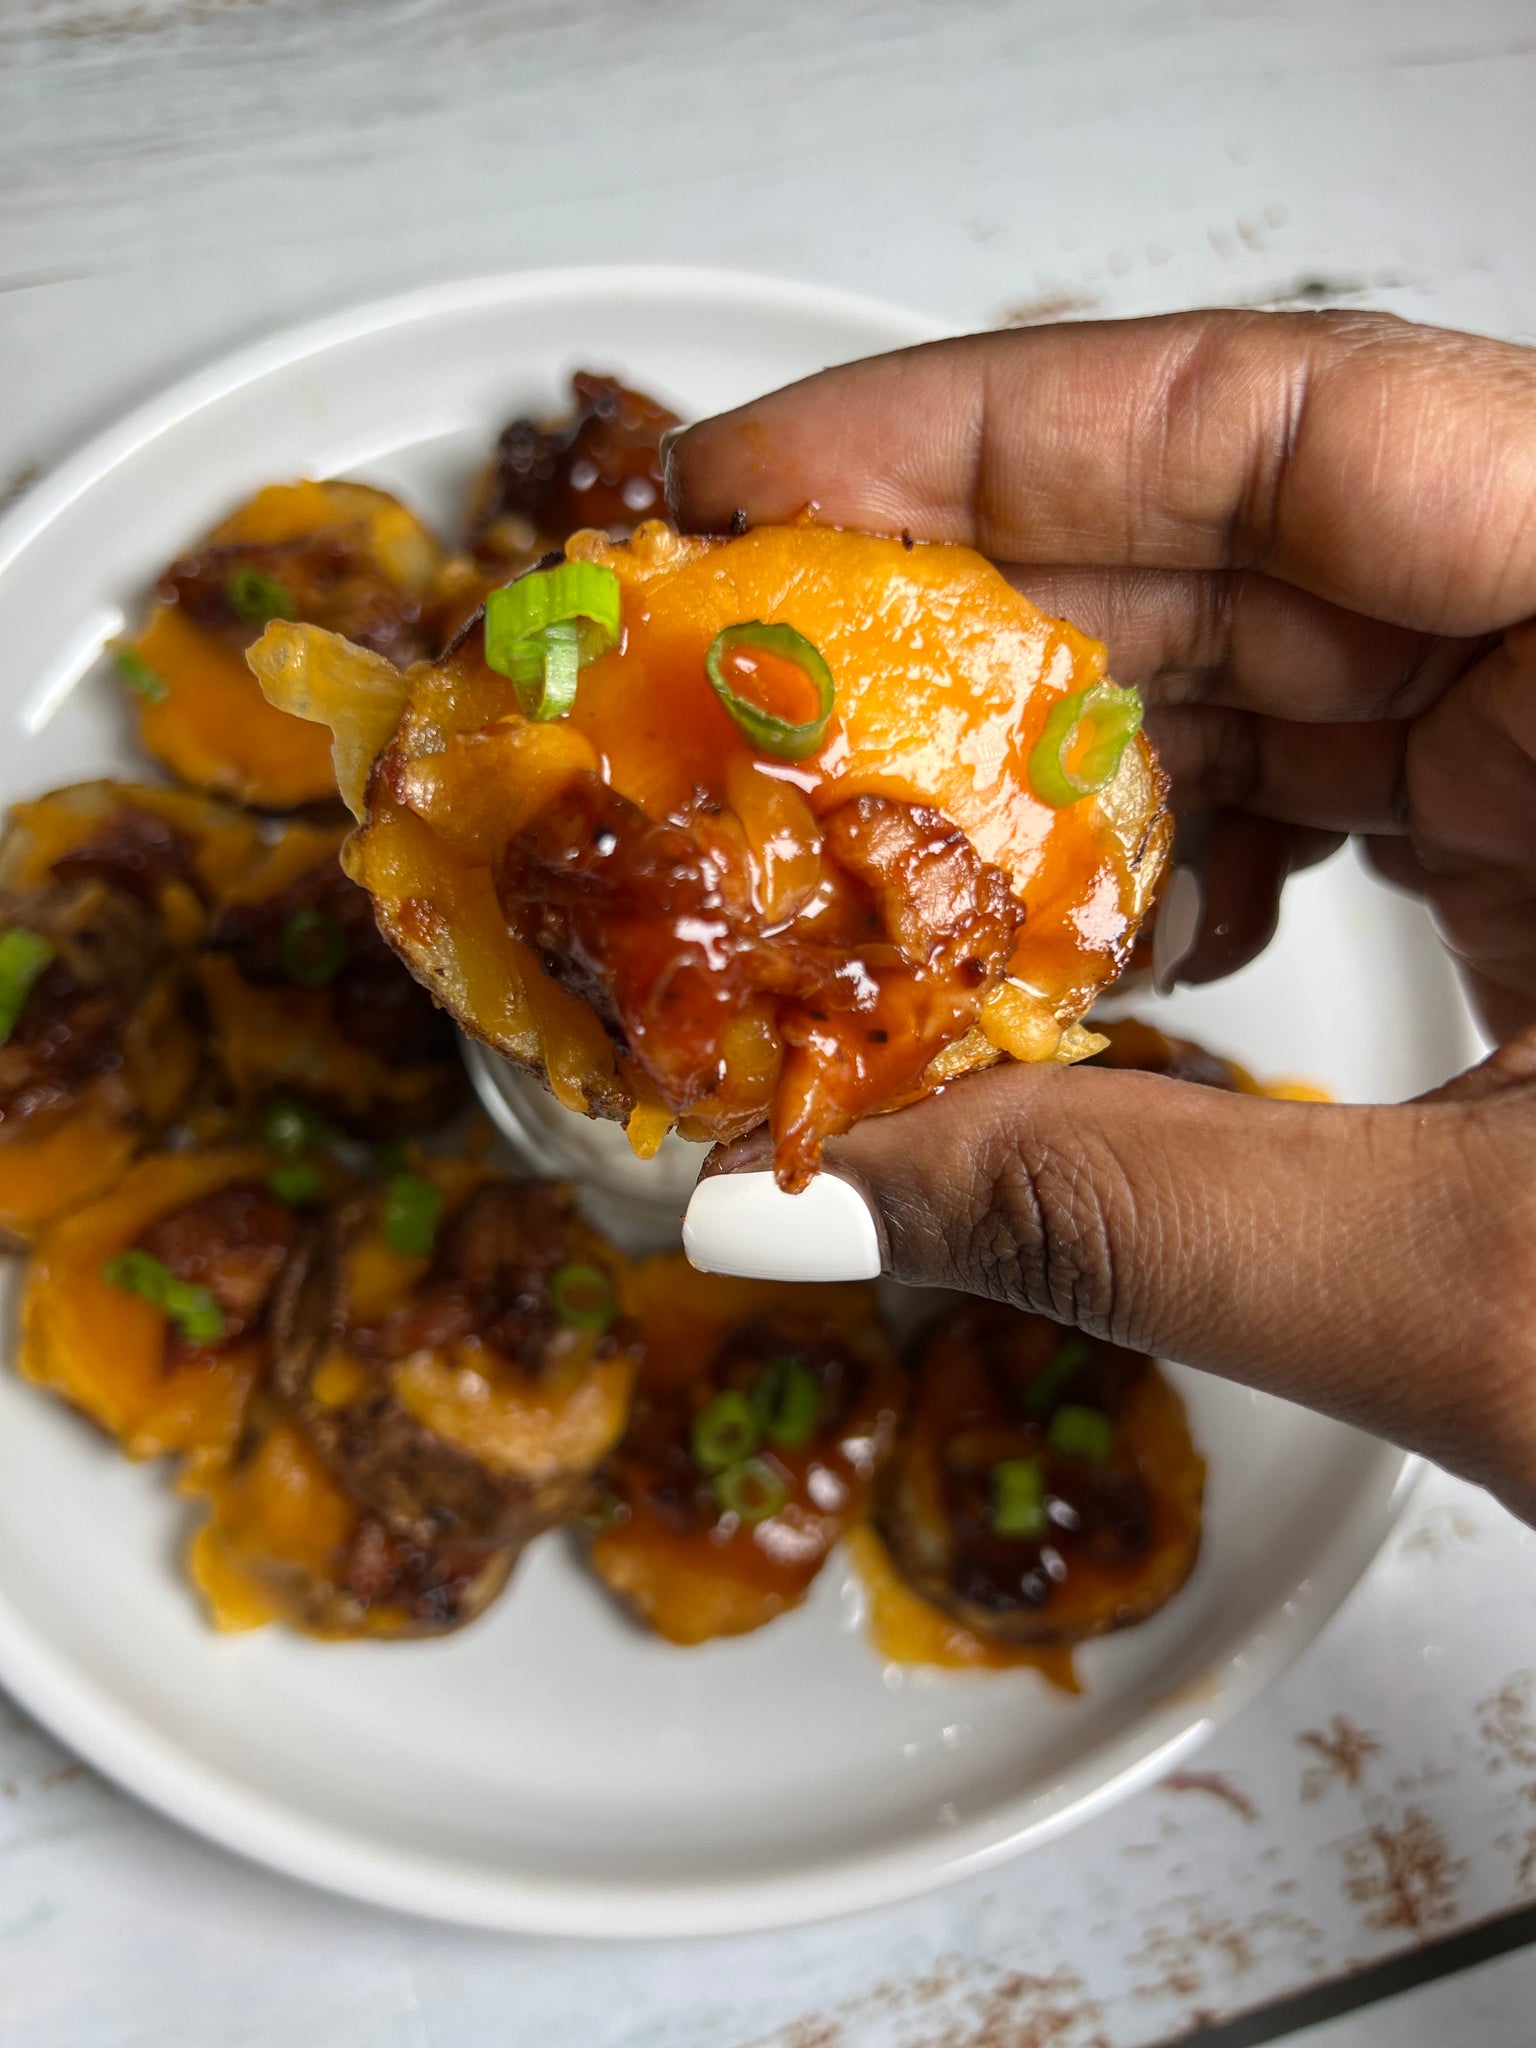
[713,1456,788,1525]
[483,561,623,721]
[690,1391,762,1474]
[279,908,348,988]
[262,1096,335,1160]
[0,928,55,1047]
[704,621,834,761]
[113,644,170,704]
[1046,1404,1114,1464]
[990,1456,1048,1539]
[1028,683,1144,808]
[751,1356,821,1447]
[267,1161,325,1206]
[226,566,296,624]
[103,1248,226,1347]
[1023,1337,1088,1414]
[549,1262,617,1333]
[382,1171,441,1257]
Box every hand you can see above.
[666,312,1536,1524]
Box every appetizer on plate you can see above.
[20,1145,297,1461]
[0,782,258,1242]
[120,480,448,808]
[852,1300,1204,1689]
[587,1255,904,1643]
[272,1165,642,1554]
[251,518,1169,1190]
[200,816,466,1135]
[185,1396,518,1639]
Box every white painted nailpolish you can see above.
[1152,863,1203,994]
[682,1171,883,1282]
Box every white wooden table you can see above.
[3,5,1535,2042]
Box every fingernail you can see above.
[657,424,686,462]
[682,1170,883,1282]
[1152,863,1203,994]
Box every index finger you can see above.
[666,311,1536,638]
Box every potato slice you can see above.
[251,520,1169,1186]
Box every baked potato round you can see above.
[587,1254,904,1644]
[251,520,1169,1189]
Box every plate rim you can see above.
[0,262,1420,1937]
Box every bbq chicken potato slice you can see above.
[586,1255,905,1645]
[271,1167,642,1554]
[184,1397,516,1639]
[856,1301,1204,1687]
[122,479,449,809]
[20,1146,300,1461]
[251,519,1169,1190]
[0,782,260,1242]
[200,816,466,1136]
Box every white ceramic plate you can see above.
[0,268,1470,1937]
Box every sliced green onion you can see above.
[262,1096,335,1160]
[267,1161,325,1206]
[549,1261,616,1333]
[690,1390,762,1474]
[1028,683,1144,808]
[990,1456,1048,1539]
[704,621,834,761]
[279,907,348,988]
[713,1456,788,1525]
[1046,1404,1114,1464]
[0,928,55,1046]
[1023,1336,1088,1414]
[751,1356,821,1447]
[382,1171,441,1257]
[226,566,296,624]
[483,561,623,721]
[113,644,169,705]
[103,1248,226,1346]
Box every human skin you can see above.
[665,312,1536,1527]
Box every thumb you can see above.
[684,1042,1536,1523]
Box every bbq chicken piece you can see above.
[20,1146,300,1460]
[200,817,466,1136]
[0,782,259,1242]
[250,519,1169,1191]
[586,1255,904,1644]
[466,372,680,569]
[120,479,449,808]
[271,1169,641,1556]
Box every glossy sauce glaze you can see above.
[863,1301,1204,1688]
[254,520,1169,1189]
[587,1255,904,1643]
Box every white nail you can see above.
[1152,863,1203,994]
[682,1171,883,1282]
